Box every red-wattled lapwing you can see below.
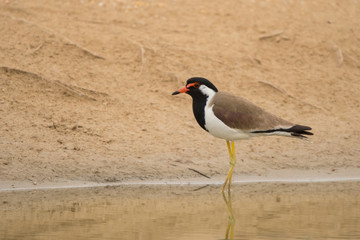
[172,77,313,192]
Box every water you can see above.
[1,181,360,240]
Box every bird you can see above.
[172,77,313,192]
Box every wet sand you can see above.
[1,167,360,193]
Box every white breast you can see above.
[204,105,251,140]
[199,85,252,141]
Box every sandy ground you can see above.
[0,0,360,188]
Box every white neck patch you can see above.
[199,85,216,107]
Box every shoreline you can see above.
[1,168,359,193]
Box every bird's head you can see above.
[172,77,218,98]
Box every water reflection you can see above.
[222,189,235,240]
[0,182,360,240]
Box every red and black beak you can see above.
[172,83,198,95]
[172,86,189,95]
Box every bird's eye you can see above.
[194,83,200,88]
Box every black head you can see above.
[172,77,218,131]
[172,77,218,97]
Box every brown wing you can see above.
[211,92,293,131]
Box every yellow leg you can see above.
[222,141,237,193]
[222,141,232,191]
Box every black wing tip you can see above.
[251,124,313,139]
[288,124,311,131]
[289,124,313,139]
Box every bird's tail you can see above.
[286,125,313,139]
[251,124,313,139]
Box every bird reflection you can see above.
[222,189,235,240]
